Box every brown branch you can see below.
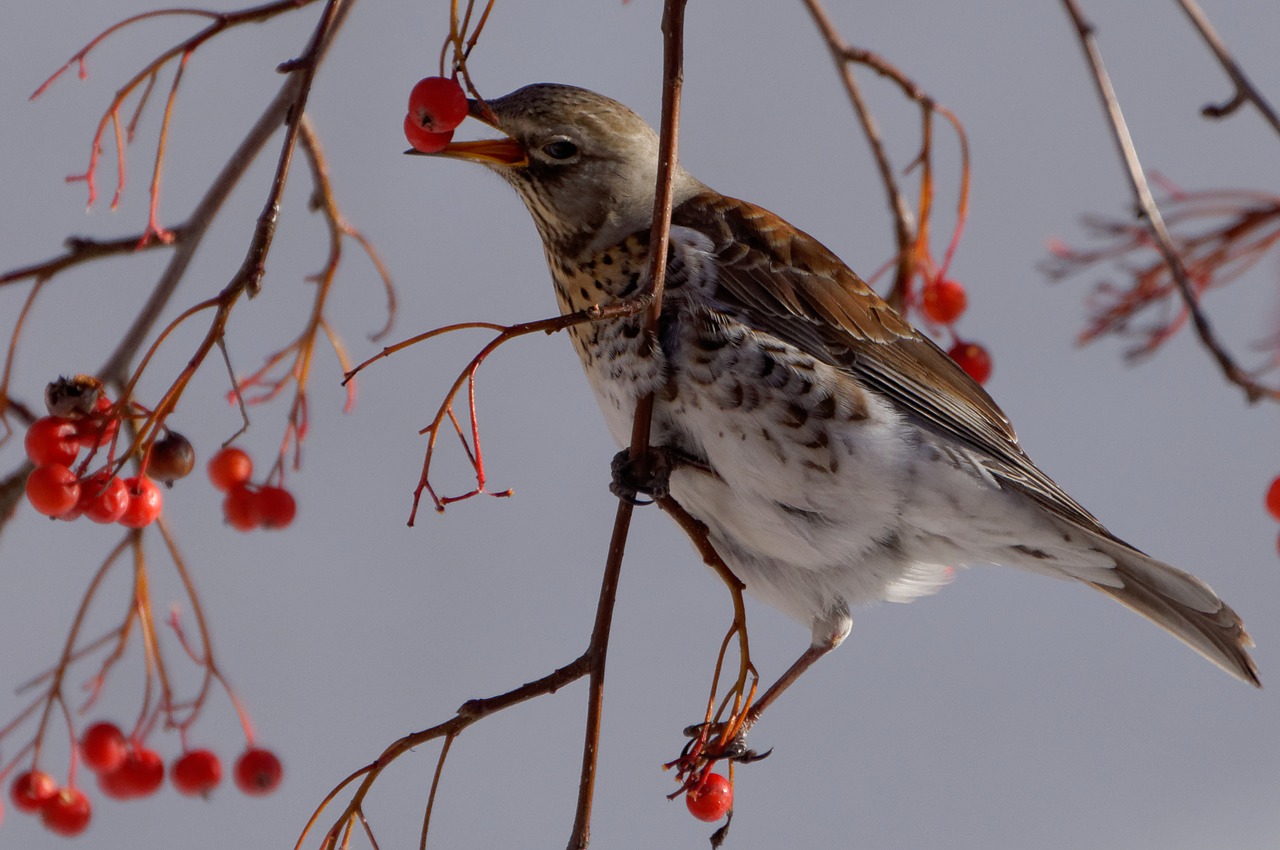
[800,0,971,312]
[296,652,594,850]
[1176,0,1280,135]
[97,84,290,386]
[35,0,324,209]
[564,3,688,848]
[1059,0,1274,403]
[0,232,182,287]
[343,302,653,522]
[231,0,351,298]
[801,0,914,305]
[94,0,351,396]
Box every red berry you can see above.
[74,395,118,451]
[234,747,282,796]
[25,416,80,466]
[257,486,296,529]
[118,475,163,528]
[96,767,135,801]
[921,278,968,324]
[948,340,993,385]
[107,747,164,798]
[171,749,222,797]
[207,447,252,492]
[26,463,81,517]
[79,474,130,524]
[223,484,262,531]
[10,769,58,813]
[685,773,733,823]
[80,721,128,774]
[149,431,195,483]
[403,114,455,154]
[407,76,468,133]
[1265,476,1280,522]
[40,787,90,836]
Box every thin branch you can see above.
[95,81,293,385]
[296,652,594,850]
[801,0,914,304]
[1059,0,1272,403]
[231,0,351,297]
[1176,0,1280,135]
[0,232,182,287]
[34,0,324,209]
[566,7,688,847]
[506,2,695,846]
[97,0,353,390]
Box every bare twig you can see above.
[32,0,324,210]
[296,652,594,850]
[1176,0,1280,135]
[1059,0,1273,403]
[800,0,970,311]
[232,0,351,298]
[0,233,181,287]
[801,0,914,303]
[99,83,290,386]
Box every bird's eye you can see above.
[541,139,579,160]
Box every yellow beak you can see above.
[429,137,528,167]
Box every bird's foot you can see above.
[676,722,772,766]
[609,446,677,504]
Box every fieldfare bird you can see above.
[424,83,1259,690]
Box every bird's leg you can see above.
[738,634,842,735]
[662,573,764,796]
[670,632,840,787]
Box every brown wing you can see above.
[672,191,1112,538]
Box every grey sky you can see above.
[2,2,1277,848]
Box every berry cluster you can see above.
[403,76,468,153]
[208,447,297,531]
[5,722,281,837]
[22,381,187,528]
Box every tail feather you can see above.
[1083,542,1259,687]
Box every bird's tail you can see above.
[1076,533,1260,687]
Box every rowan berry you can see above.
[26,463,80,517]
[948,340,993,385]
[685,773,732,822]
[234,747,282,796]
[921,278,968,324]
[40,787,90,836]
[208,447,252,492]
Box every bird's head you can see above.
[417,83,703,258]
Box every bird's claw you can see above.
[609,446,675,504]
[677,722,771,764]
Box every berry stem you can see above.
[22,535,132,772]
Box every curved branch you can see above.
[801,0,914,304]
[98,0,353,388]
[1059,0,1275,403]
[1176,0,1280,135]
